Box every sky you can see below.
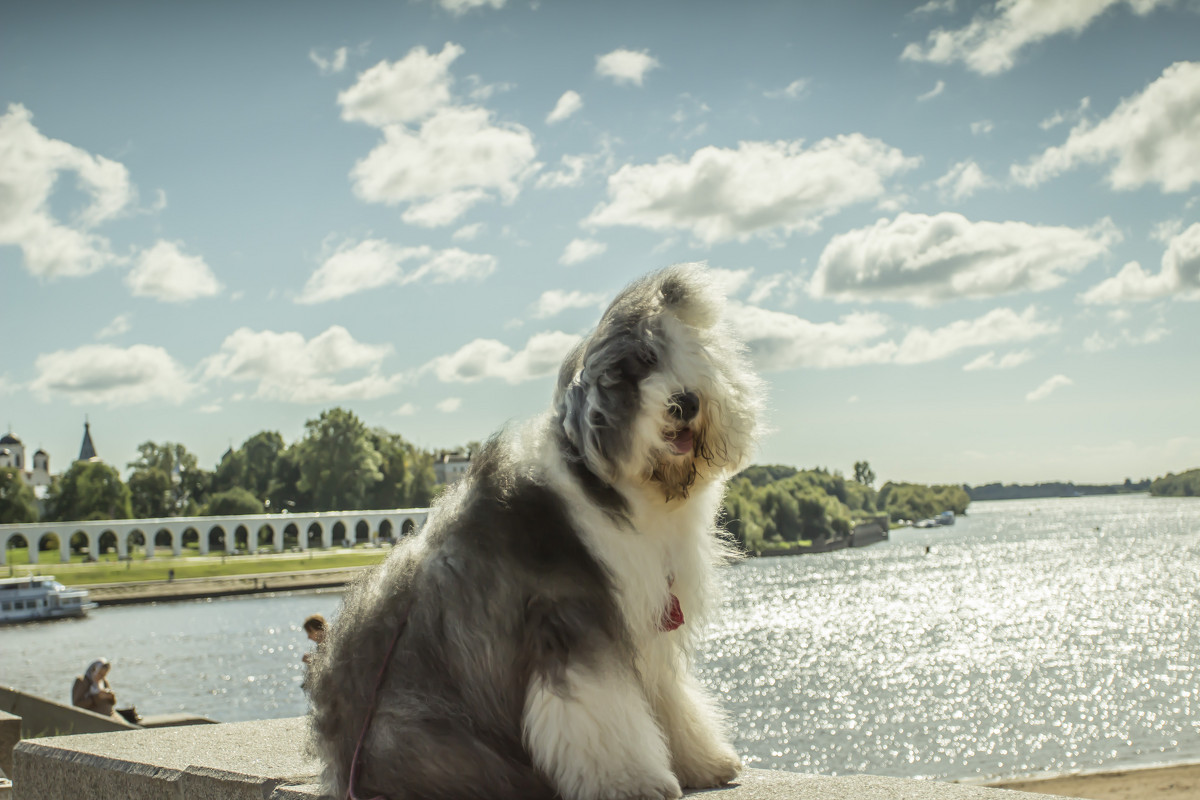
[2,0,1199,488]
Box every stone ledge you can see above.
[14,716,1066,800]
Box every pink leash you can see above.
[345,605,411,800]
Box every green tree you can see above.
[203,487,265,516]
[853,460,876,487]
[128,441,210,514]
[0,467,38,524]
[365,428,411,509]
[295,408,383,511]
[405,447,438,507]
[267,445,312,512]
[46,460,133,521]
[128,467,173,518]
[243,431,284,499]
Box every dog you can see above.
[307,263,762,800]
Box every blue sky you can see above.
[2,0,1198,487]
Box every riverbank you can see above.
[80,565,369,605]
[986,762,1200,799]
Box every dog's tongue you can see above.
[670,428,693,454]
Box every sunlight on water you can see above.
[699,495,1200,781]
[1,495,1197,782]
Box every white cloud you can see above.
[393,402,418,416]
[935,160,990,201]
[1079,223,1200,303]
[1026,374,1073,402]
[559,238,607,265]
[436,397,463,413]
[1039,96,1091,130]
[971,119,995,135]
[202,325,401,403]
[125,240,221,302]
[532,289,606,319]
[911,0,956,14]
[963,349,1034,370]
[31,344,194,406]
[338,43,463,127]
[96,313,132,339]
[902,0,1171,75]
[731,301,1058,372]
[892,306,1058,364]
[764,79,810,100]
[452,222,485,241]
[546,90,583,124]
[309,46,348,75]
[349,105,539,225]
[810,212,1119,305]
[427,330,582,384]
[297,239,495,304]
[595,48,660,86]
[536,154,589,189]
[433,0,504,15]
[1013,61,1200,192]
[0,104,134,278]
[1082,323,1168,351]
[585,134,918,244]
[917,80,946,102]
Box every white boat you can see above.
[0,575,97,623]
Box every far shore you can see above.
[983,761,1200,800]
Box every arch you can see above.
[256,524,276,551]
[354,520,370,546]
[98,530,117,557]
[401,517,417,537]
[233,525,251,553]
[152,528,174,559]
[37,531,61,553]
[283,522,300,550]
[70,530,89,556]
[5,533,29,566]
[207,526,226,552]
[182,527,200,553]
[332,521,347,547]
[306,522,322,549]
[379,518,394,542]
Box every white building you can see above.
[434,451,471,485]
[0,432,52,499]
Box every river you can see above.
[1,494,1197,782]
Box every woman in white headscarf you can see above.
[71,658,117,716]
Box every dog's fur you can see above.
[307,263,762,800]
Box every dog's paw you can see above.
[672,746,741,790]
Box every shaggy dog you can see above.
[307,263,762,800]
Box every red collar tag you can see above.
[659,593,684,632]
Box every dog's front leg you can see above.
[523,656,681,800]
[651,666,741,789]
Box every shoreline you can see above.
[80,565,369,606]
[983,761,1200,799]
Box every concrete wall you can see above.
[11,715,1070,800]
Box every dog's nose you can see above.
[669,391,699,422]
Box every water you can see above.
[2,495,1197,782]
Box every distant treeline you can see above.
[0,407,449,529]
[1150,469,1200,497]
[721,463,969,552]
[966,479,1152,501]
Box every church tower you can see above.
[79,421,98,461]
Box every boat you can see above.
[914,510,956,529]
[0,575,97,623]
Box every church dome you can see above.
[0,432,21,445]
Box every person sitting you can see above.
[301,613,327,664]
[72,658,118,717]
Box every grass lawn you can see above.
[2,546,390,586]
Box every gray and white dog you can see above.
[308,263,762,800]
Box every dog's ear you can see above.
[656,262,723,330]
